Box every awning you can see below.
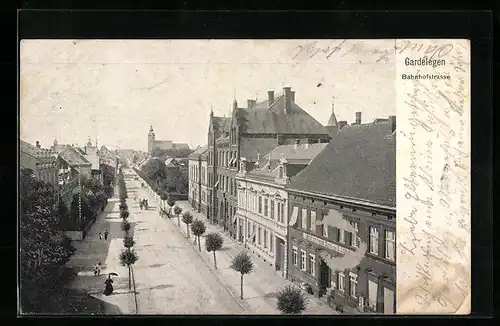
[288,206,298,226]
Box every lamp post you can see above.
[78,165,82,228]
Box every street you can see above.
[63,168,336,315]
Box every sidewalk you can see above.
[165,200,337,315]
[65,188,136,315]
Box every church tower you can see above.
[326,96,339,136]
[148,124,156,154]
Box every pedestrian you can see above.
[104,230,109,240]
[98,232,102,240]
[97,262,102,275]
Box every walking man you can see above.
[98,232,102,240]
[104,230,109,240]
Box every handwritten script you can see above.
[397,39,471,314]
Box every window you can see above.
[385,230,395,261]
[301,209,308,229]
[281,203,285,223]
[349,272,358,298]
[264,198,269,216]
[276,202,282,222]
[310,210,316,232]
[368,279,377,309]
[270,234,274,253]
[330,271,336,288]
[338,229,344,243]
[292,247,298,266]
[322,215,329,237]
[270,200,275,219]
[308,254,316,276]
[370,226,379,255]
[300,250,306,271]
[252,225,256,242]
[264,229,268,248]
[258,196,263,214]
[338,271,345,292]
[247,222,251,237]
[279,166,284,179]
[350,222,359,247]
[258,227,262,245]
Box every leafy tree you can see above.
[160,192,169,210]
[167,197,176,216]
[55,200,70,230]
[173,205,182,226]
[181,211,193,238]
[230,251,254,299]
[20,169,76,309]
[276,285,307,315]
[119,249,139,290]
[205,233,223,270]
[123,236,135,249]
[141,158,167,182]
[119,202,128,211]
[191,219,206,251]
[121,220,131,233]
[120,209,129,219]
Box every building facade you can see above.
[20,140,57,185]
[207,86,332,240]
[286,117,396,314]
[235,142,328,279]
[188,146,208,213]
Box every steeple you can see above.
[148,124,155,136]
[327,96,338,127]
[53,137,58,146]
[87,136,92,148]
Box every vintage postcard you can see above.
[19,39,470,315]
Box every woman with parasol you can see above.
[103,273,118,295]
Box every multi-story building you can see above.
[20,140,57,184]
[235,141,327,278]
[188,146,208,212]
[286,115,396,314]
[207,86,332,239]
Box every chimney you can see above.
[283,87,292,114]
[389,115,396,133]
[338,121,348,129]
[355,112,362,125]
[290,91,295,103]
[294,139,300,149]
[247,99,256,109]
[36,141,41,148]
[268,91,275,106]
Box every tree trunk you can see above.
[240,274,244,299]
[128,265,131,290]
[198,236,201,251]
[186,225,190,238]
[177,215,180,226]
[213,251,217,269]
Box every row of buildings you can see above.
[188,86,396,314]
[20,137,119,226]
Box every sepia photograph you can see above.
[19,38,468,315]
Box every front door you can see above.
[319,260,330,297]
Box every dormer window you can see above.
[279,166,284,179]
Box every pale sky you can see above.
[20,39,396,151]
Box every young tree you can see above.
[119,248,139,290]
[181,211,193,238]
[120,209,129,219]
[173,205,182,226]
[230,251,254,299]
[167,197,176,216]
[191,219,206,251]
[121,220,131,234]
[205,233,223,270]
[123,236,135,249]
[276,285,307,315]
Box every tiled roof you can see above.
[248,143,328,179]
[58,147,91,166]
[86,153,100,170]
[287,121,396,208]
[238,95,329,135]
[173,143,190,150]
[239,138,279,162]
[188,145,208,160]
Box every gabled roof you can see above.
[287,121,396,208]
[58,146,91,166]
[188,145,208,160]
[237,95,329,135]
[247,143,328,179]
[239,138,279,162]
[173,143,190,150]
